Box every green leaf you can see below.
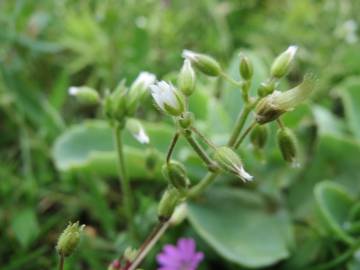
[52,120,177,179]
[337,77,360,139]
[314,181,355,244]
[288,133,360,218]
[11,209,40,248]
[187,188,292,268]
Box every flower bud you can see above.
[149,81,185,116]
[250,124,268,149]
[178,59,196,96]
[162,161,190,192]
[56,221,85,257]
[158,187,181,222]
[145,148,158,172]
[213,146,253,182]
[169,203,187,226]
[68,86,99,105]
[182,50,222,77]
[277,128,298,164]
[178,112,194,129]
[104,80,128,123]
[270,45,298,78]
[126,118,149,144]
[255,74,315,124]
[257,81,276,97]
[108,259,121,270]
[239,55,253,80]
[126,71,156,115]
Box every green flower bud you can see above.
[250,124,268,149]
[158,187,181,222]
[257,81,276,97]
[178,112,194,129]
[182,50,222,77]
[145,148,158,172]
[123,247,138,262]
[277,127,298,165]
[126,118,149,144]
[56,221,85,257]
[162,160,190,192]
[255,74,316,124]
[169,203,187,226]
[213,146,253,182]
[239,54,253,80]
[69,86,99,105]
[270,45,298,78]
[150,81,186,116]
[178,59,196,96]
[126,71,156,115]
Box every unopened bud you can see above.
[239,55,253,80]
[182,50,222,77]
[213,146,253,182]
[126,118,149,144]
[108,259,121,270]
[162,161,190,192]
[145,148,158,172]
[56,221,85,257]
[104,80,128,123]
[169,203,187,226]
[250,124,268,149]
[126,72,156,115]
[178,59,196,96]
[69,86,99,105]
[150,81,185,116]
[257,81,276,97]
[158,187,181,222]
[277,128,298,165]
[124,247,138,263]
[255,74,315,124]
[270,45,298,78]
[178,112,194,129]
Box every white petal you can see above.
[134,127,150,144]
[182,49,197,61]
[287,45,298,58]
[237,166,253,182]
[69,86,79,95]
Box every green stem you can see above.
[166,132,180,163]
[58,254,64,270]
[305,240,360,270]
[183,130,217,171]
[276,118,286,130]
[191,126,217,150]
[234,121,257,149]
[113,125,136,241]
[188,172,219,198]
[227,105,252,147]
[221,72,243,87]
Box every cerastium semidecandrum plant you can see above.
[56,46,316,270]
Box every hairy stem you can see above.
[234,121,257,149]
[227,105,252,147]
[191,126,217,150]
[126,221,170,270]
[113,125,136,241]
[183,130,217,171]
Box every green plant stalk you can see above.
[227,105,253,147]
[234,121,257,149]
[166,132,180,163]
[183,130,217,171]
[113,125,136,241]
[191,126,217,149]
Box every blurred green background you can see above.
[1,0,360,269]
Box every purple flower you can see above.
[157,238,204,270]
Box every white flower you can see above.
[149,81,185,116]
[126,119,150,144]
[68,86,80,95]
[132,71,156,91]
[286,45,298,59]
[182,49,197,62]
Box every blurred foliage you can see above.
[1,0,360,269]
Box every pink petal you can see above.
[177,238,195,258]
[156,254,181,267]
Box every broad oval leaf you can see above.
[187,188,292,268]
